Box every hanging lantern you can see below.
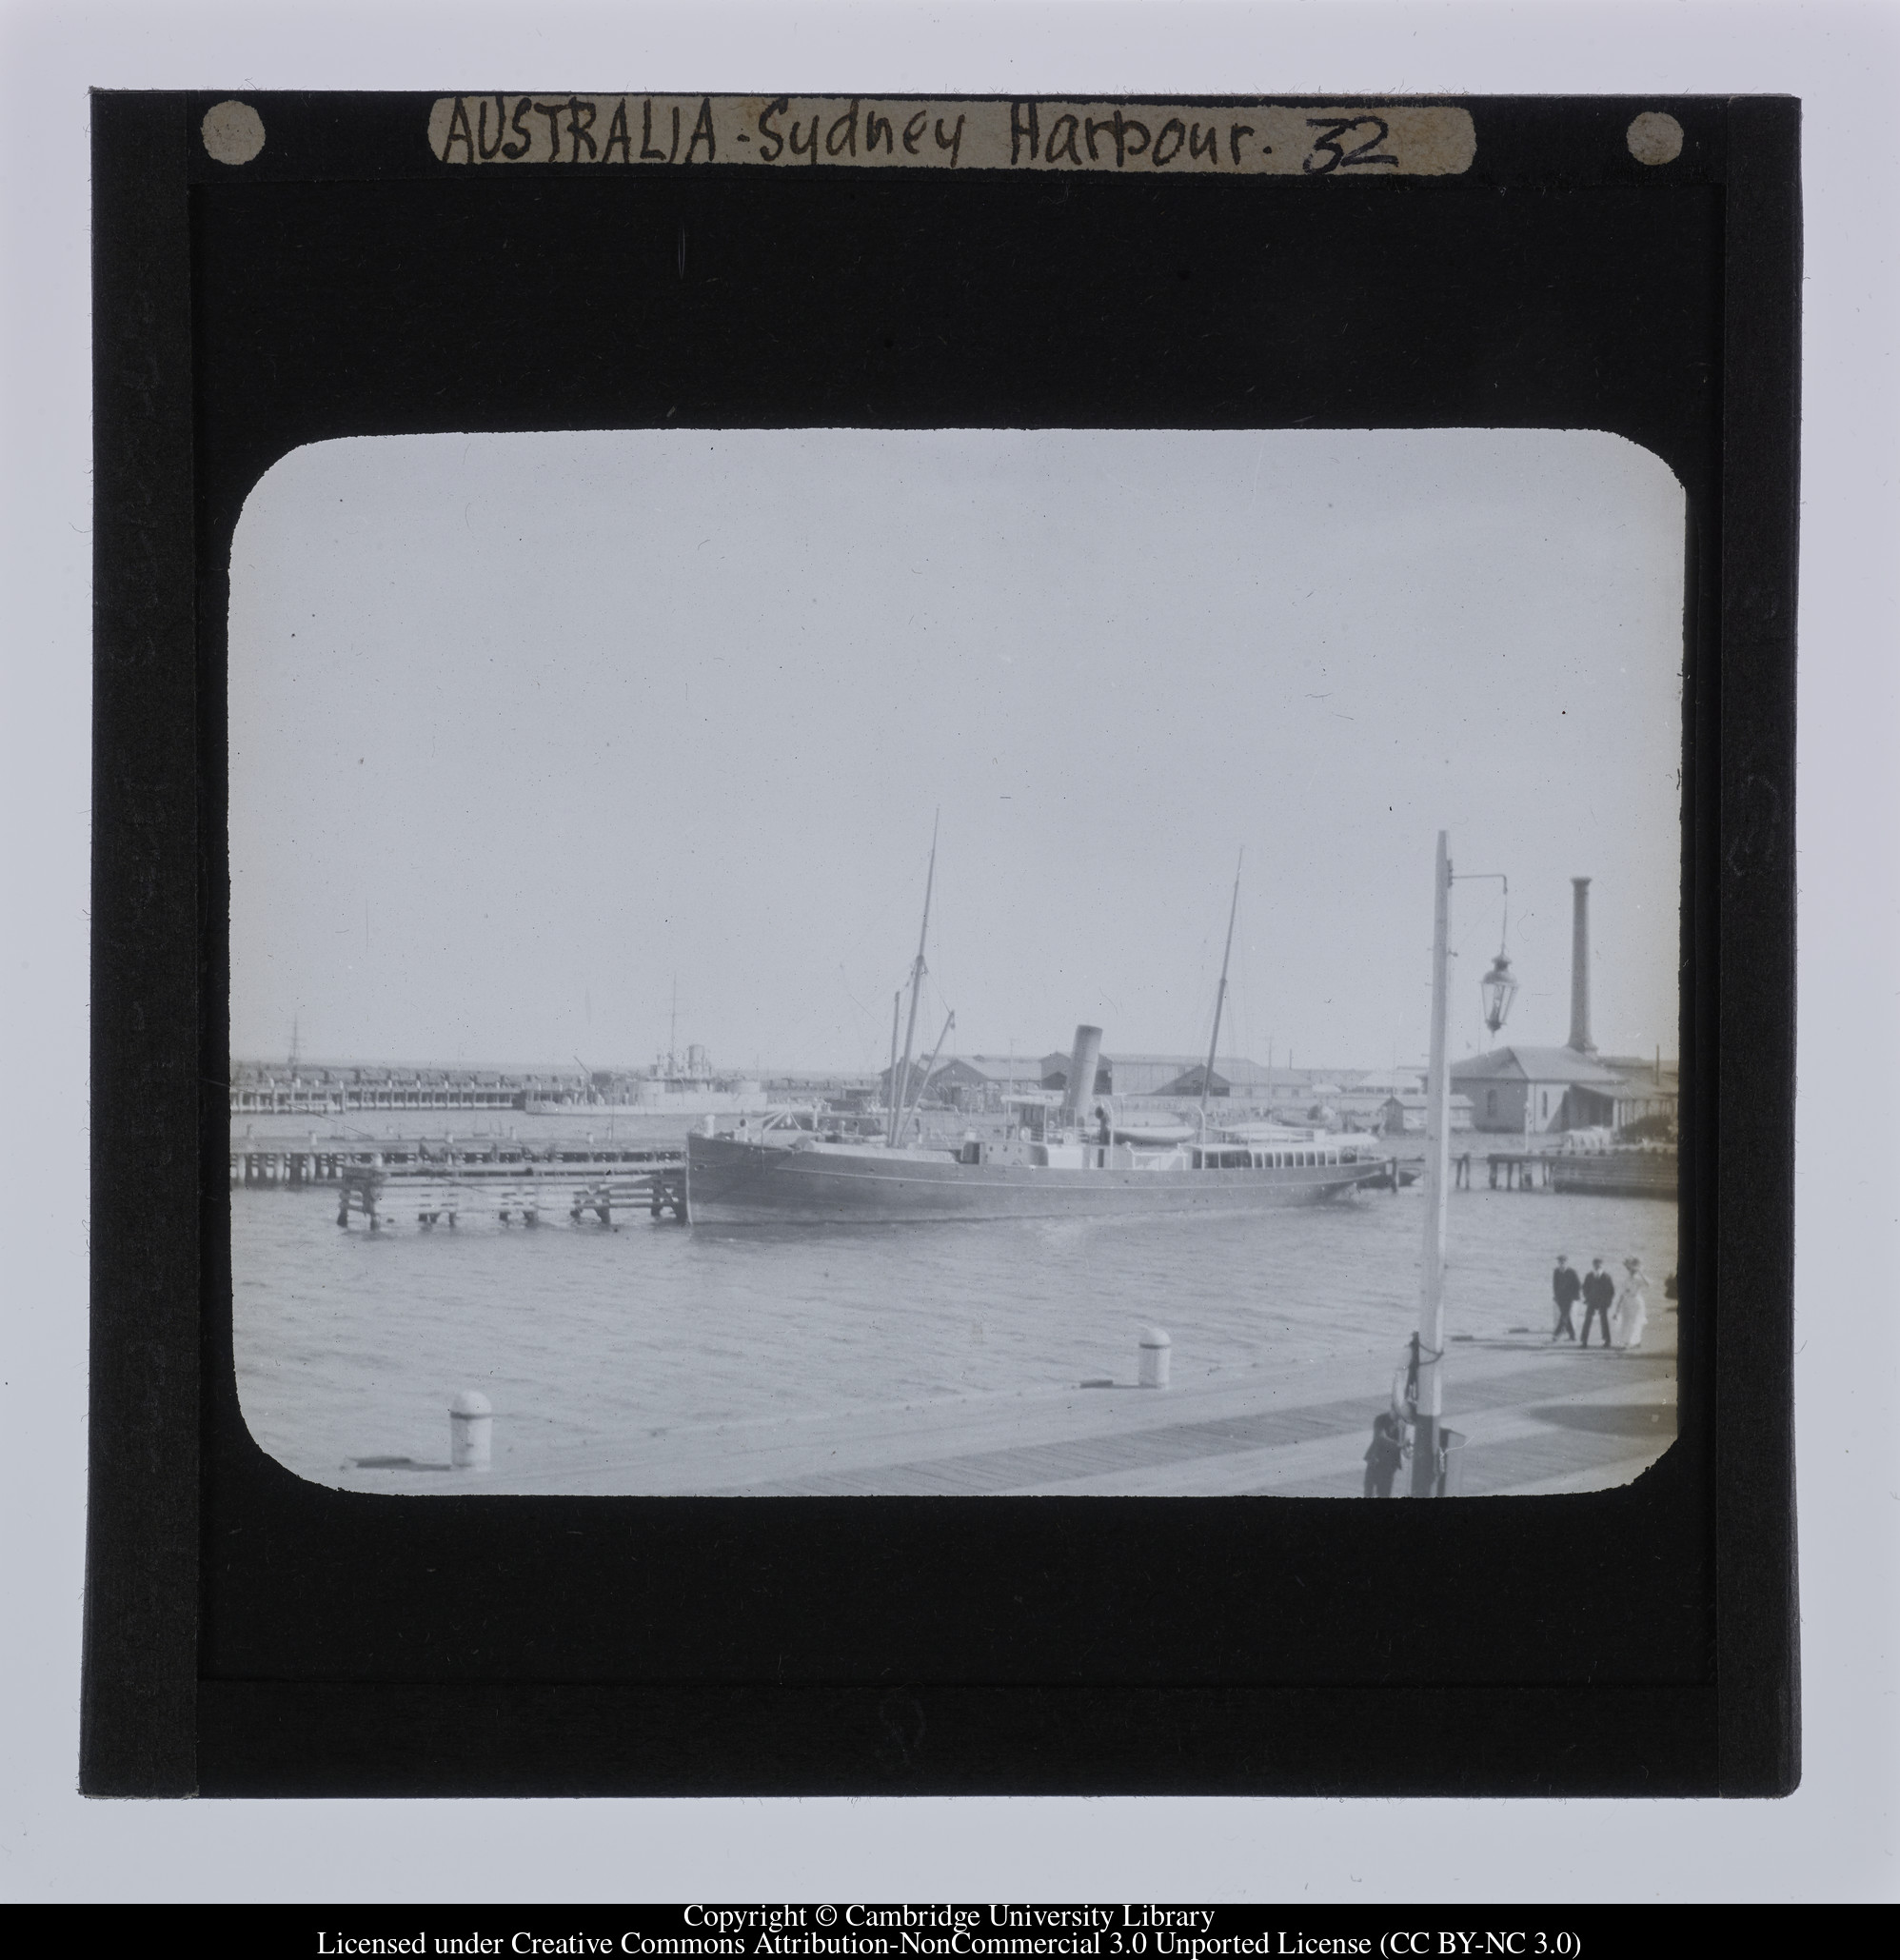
[1480,950,1518,1034]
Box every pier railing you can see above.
[230,1084,524,1114]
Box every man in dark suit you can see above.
[1580,1257,1616,1347]
[1551,1254,1581,1341]
[1363,1410,1405,1498]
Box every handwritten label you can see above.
[426,96,1475,176]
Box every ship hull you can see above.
[684,1134,1390,1225]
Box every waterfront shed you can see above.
[1450,1046,1630,1134]
[1039,1051,1116,1097]
[881,1054,1049,1111]
[1378,1092,1476,1135]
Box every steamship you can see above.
[683,841,1390,1226]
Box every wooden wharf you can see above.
[335,1152,689,1229]
[230,1140,687,1227]
[1485,1151,1558,1191]
[231,1079,524,1117]
[326,1333,1678,1499]
[1483,1148,1676,1197]
[1547,1149,1677,1198]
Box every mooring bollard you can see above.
[1138,1326,1172,1390]
[448,1389,493,1470]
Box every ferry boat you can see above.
[683,839,1391,1225]
[519,1045,768,1119]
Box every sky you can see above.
[228,426,1684,1074]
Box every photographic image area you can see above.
[228,426,1682,1497]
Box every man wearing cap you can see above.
[1580,1257,1616,1348]
[1550,1254,1581,1341]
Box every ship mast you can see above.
[889,813,940,1147]
[1199,851,1243,1132]
[887,990,902,1125]
[898,1009,956,1144]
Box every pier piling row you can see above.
[236,1141,1669,1230]
[327,1155,689,1229]
[224,1144,685,1226]
[1483,1151,1676,1198]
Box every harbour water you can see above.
[231,1179,1678,1492]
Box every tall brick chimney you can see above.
[1568,878,1595,1054]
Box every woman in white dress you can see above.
[1614,1257,1651,1352]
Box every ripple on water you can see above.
[231,1186,1677,1484]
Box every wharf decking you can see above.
[325,1320,1677,1500]
[231,1082,523,1116]
[1548,1150,1678,1198]
[1482,1149,1677,1197]
[1484,1152,1559,1191]
[231,1140,687,1224]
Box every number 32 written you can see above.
[1303,116,1399,174]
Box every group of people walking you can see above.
[1360,1249,1660,1496]
[1549,1253,1650,1350]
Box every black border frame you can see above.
[85,90,1797,1797]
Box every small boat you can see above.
[683,841,1391,1225]
[1112,1120,1197,1147]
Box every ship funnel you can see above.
[1568,878,1595,1054]
[1061,1024,1104,1124]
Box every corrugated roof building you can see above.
[1379,1092,1476,1134]
[880,1054,1055,1111]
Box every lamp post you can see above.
[1410,839,1514,1498]
[1411,834,1455,1496]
